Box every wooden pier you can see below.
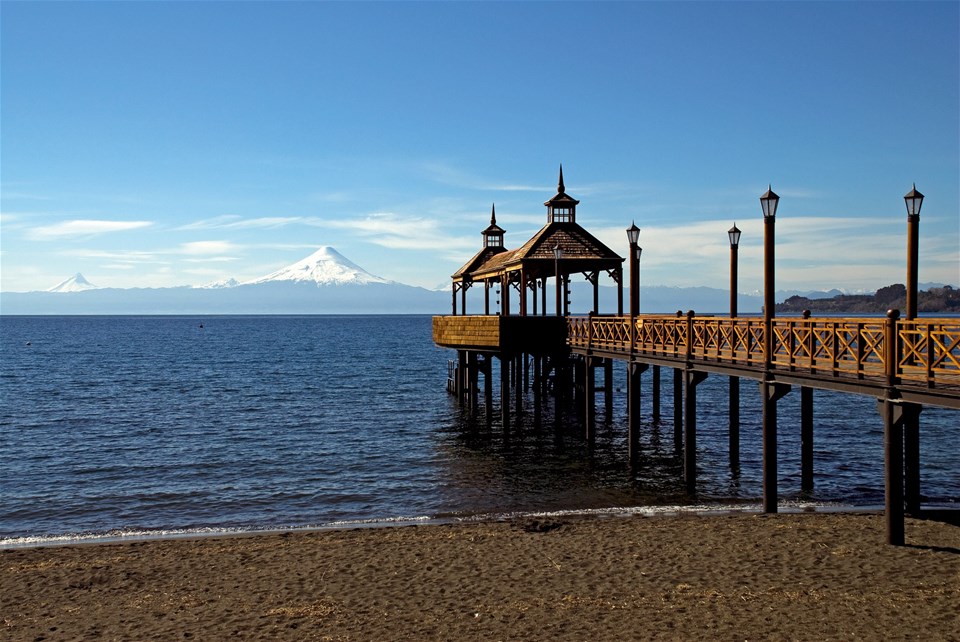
[434,312,960,545]
[434,169,958,545]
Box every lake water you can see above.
[1,315,956,546]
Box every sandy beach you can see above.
[2,512,958,641]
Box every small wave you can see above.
[0,502,873,550]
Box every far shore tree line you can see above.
[776,284,959,314]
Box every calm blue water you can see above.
[1,315,957,546]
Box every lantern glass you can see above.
[728,224,741,247]
[553,244,562,260]
[760,186,779,218]
[626,222,641,246]
[904,184,924,217]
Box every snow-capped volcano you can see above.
[47,273,98,293]
[244,247,392,286]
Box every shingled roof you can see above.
[455,169,623,283]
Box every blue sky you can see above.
[2,1,957,294]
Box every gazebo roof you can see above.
[466,220,622,281]
[452,170,623,283]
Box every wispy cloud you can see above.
[28,219,152,239]
[177,215,312,231]
[327,212,476,257]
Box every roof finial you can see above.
[558,164,565,193]
[491,203,496,225]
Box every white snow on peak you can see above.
[195,277,240,289]
[47,273,98,293]
[244,247,392,286]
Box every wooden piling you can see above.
[627,362,647,469]
[761,379,791,513]
[728,375,740,468]
[500,355,510,431]
[801,386,813,494]
[652,365,661,421]
[584,358,596,446]
[673,368,683,452]
[684,369,708,493]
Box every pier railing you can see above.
[568,315,960,390]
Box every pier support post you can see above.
[684,370,708,493]
[514,355,523,418]
[584,358,596,446]
[652,365,661,422]
[603,359,613,419]
[729,375,740,468]
[801,386,814,495]
[628,362,648,469]
[500,355,511,431]
[483,356,493,426]
[533,356,542,427]
[673,368,683,452]
[553,354,564,427]
[760,379,791,513]
[456,350,466,401]
[879,397,908,545]
[904,405,922,514]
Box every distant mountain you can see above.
[46,273,98,293]
[1,248,446,315]
[244,246,390,286]
[195,277,240,289]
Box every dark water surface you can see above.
[1,315,956,545]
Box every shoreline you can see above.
[2,511,958,641]
[0,499,893,551]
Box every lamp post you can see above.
[904,184,923,321]
[553,244,563,317]
[727,223,742,469]
[626,223,641,317]
[759,185,781,514]
[902,184,924,518]
[728,224,741,318]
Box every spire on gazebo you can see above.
[544,164,580,223]
[482,203,505,248]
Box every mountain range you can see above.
[2,247,951,315]
[0,247,445,315]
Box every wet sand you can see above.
[2,512,958,641]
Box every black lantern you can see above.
[626,222,641,246]
[904,183,924,218]
[728,223,741,247]
[760,185,779,219]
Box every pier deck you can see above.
[433,313,959,545]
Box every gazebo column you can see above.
[519,269,527,317]
[502,274,511,316]
[586,271,599,314]
[484,281,490,315]
[541,277,547,316]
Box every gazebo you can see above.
[451,167,624,316]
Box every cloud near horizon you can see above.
[28,219,153,239]
[326,212,476,256]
